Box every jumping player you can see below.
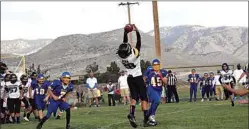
[219,63,236,106]
[146,59,167,126]
[20,75,31,122]
[117,24,150,127]
[30,74,50,121]
[36,72,74,129]
[5,73,22,123]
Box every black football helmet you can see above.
[20,75,28,83]
[117,43,132,59]
[9,73,18,83]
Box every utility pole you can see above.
[152,0,162,63]
[119,2,139,46]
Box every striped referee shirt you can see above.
[167,74,177,86]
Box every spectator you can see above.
[233,64,246,101]
[86,72,99,107]
[106,80,116,106]
[187,69,200,102]
[214,70,224,100]
[118,70,130,105]
[76,83,84,103]
[166,70,179,103]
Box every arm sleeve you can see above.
[135,31,141,52]
[48,80,58,90]
[187,74,191,82]
[123,31,129,43]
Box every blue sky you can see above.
[1,1,248,40]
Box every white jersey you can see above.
[6,81,21,99]
[21,82,31,97]
[121,48,142,77]
[220,70,234,84]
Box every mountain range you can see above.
[1,25,248,79]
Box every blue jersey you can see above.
[31,80,50,99]
[200,77,212,87]
[49,80,74,97]
[188,74,200,86]
[147,69,167,91]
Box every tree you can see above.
[85,62,99,73]
[141,59,151,74]
[106,61,120,74]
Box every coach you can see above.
[86,72,99,107]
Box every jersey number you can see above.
[122,60,136,69]
[151,77,162,87]
[36,89,45,95]
[10,87,18,93]
[190,77,196,83]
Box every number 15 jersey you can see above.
[121,48,142,77]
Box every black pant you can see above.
[108,94,115,106]
[167,85,179,103]
[7,98,21,113]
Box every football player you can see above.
[219,63,236,106]
[1,74,11,124]
[200,73,211,102]
[30,74,50,121]
[28,72,39,120]
[20,75,32,122]
[5,73,22,123]
[36,72,74,129]
[187,69,200,102]
[209,72,216,100]
[146,59,167,126]
[117,24,150,127]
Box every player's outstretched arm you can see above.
[123,27,129,43]
[133,24,141,52]
[223,85,248,96]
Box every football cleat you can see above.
[36,123,43,129]
[127,114,137,128]
[23,117,29,122]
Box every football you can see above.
[124,24,134,32]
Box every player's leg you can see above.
[59,101,71,129]
[136,76,150,126]
[88,90,93,107]
[201,86,205,101]
[189,85,193,102]
[7,98,15,123]
[0,99,6,124]
[36,98,44,121]
[14,98,21,123]
[127,76,138,128]
[206,86,210,101]
[37,99,58,129]
[193,85,197,102]
[147,86,160,126]
[111,94,116,106]
[22,98,30,121]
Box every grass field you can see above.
[1,87,248,129]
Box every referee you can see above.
[166,70,179,103]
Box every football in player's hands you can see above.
[124,24,134,33]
